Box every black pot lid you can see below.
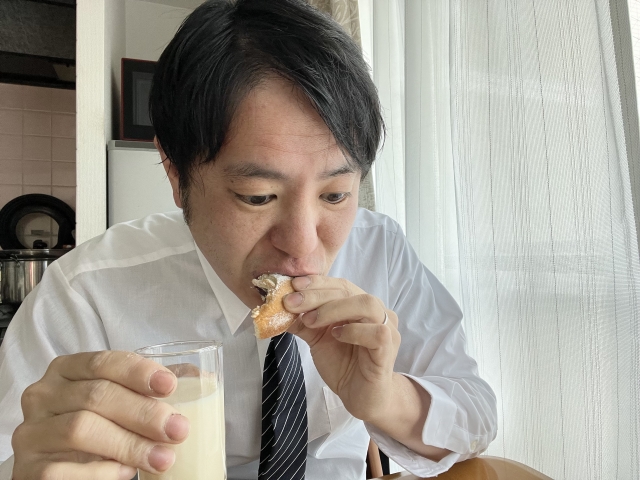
[0,194,76,250]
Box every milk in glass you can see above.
[139,376,226,480]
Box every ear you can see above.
[155,137,183,209]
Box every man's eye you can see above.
[239,195,274,206]
[322,192,349,204]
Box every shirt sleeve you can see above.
[0,261,110,471]
[364,223,498,477]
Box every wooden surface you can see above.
[374,456,553,480]
[367,440,384,478]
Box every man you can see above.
[0,0,497,478]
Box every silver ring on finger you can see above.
[382,311,389,325]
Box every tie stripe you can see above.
[259,333,308,480]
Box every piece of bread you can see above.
[251,273,297,339]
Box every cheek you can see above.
[214,211,263,251]
[319,204,358,253]
[191,193,263,259]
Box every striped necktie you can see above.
[259,332,308,480]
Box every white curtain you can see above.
[633,1,640,126]
[307,0,378,211]
[362,1,640,479]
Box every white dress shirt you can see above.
[0,208,497,479]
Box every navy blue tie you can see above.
[258,333,308,480]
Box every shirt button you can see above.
[470,440,478,451]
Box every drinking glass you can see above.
[135,341,225,480]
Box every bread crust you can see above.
[251,274,297,339]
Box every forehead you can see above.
[221,77,345,166]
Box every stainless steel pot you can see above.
[0,249,70,305]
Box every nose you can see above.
[270,200,319,259]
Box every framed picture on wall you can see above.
[120,58,156,141]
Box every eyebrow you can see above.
[319,165,357,179]
[223,162,357,180]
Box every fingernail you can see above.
[165,414,190,441]
[119,465,137,480]
[149,371,176,395]
[293,276,311,289]
[332,326,343,338]
[285,292,303,307]
[303,309,318,325]
[149,445,175,472]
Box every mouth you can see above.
[252,269,317,281]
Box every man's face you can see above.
[162,78,361,308]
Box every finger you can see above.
[31,461,136,480]
[287,314,327,346]
[166,362,202,377]
[47,351,177,397]
[291,275,364,294]
[299,294,393,329]
[331,322,395,351]
[15,411,176,474]
[37,379,190,443]
[283,288,352,313]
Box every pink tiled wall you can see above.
[0,83,76,212]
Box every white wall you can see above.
[125,0,193,61]
[76,0,125,244]
[76,0,195,244]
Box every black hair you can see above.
[149,0,384,216]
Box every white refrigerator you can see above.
[107,141,181,226]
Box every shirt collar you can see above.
[194,243,251,335]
